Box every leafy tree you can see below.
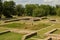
[15,4,25,16]
[0,0,59,18]
[0,0,2,18]
[50,7,56,15]
[3,1,15,18]
[56,8,60,16]
[33,8,45,17]
[39,5,52,16]
[56,5,60,8]
[25,4,39,16]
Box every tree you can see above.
[3,1,15,18]
[0,0,2,18]
[56,8,60,16]
[33,8,45,17]
[50,7,56,15]
[15,4,25,16]
[39,5,52,16]
[56,5,60,8]
[25,4,39,16]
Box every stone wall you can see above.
[45,29,57,36]
[0,30,10,35]
[45,29,60,40]
[22,31,37,40]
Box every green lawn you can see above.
[0,32,24,40]
[0,22,50,30]
[0,23,26,29]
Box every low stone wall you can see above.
[21,18,30,20]
[22,31,37,40]
[4,18,31,23]
[4,19,21,23]
[45,28,60,40]
[0,30,10,35]
[45,29,57,36]
[41,17,48,20]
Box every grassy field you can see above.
[26,24,54,40]
[0,23,26,29]
[26,23,60,40]
[0,17,53,40]
[0,22,51,30]
[0,16,60,40]
[0,32,24,40]
[26,23,59,40]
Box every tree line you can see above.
[0,0,60,18]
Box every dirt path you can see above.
[10,29,35,34]
[0,27,35,34]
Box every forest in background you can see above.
[0,0,60,18]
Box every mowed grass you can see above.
[0,22,50,30]
[0,32,24,40]
[0,23,26,29]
